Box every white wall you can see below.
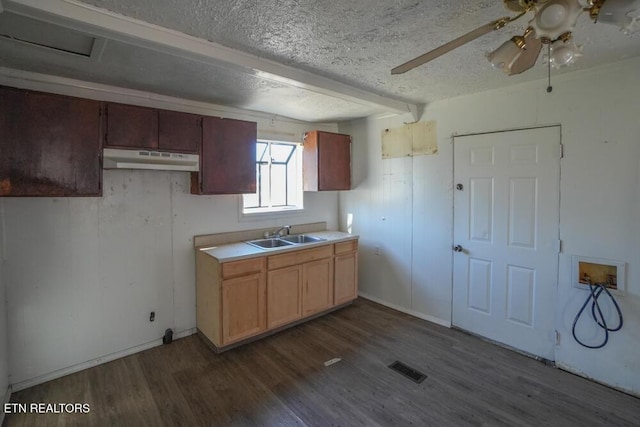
[0,73,339,389]
[339,56,640,395]
[0,200,10,402]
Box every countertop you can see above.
[198,231,358,262]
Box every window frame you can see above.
[240,139,304,218]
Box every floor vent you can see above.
[388,361,427,384]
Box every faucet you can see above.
[264,225,291,239]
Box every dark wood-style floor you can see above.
[4,299,639,426]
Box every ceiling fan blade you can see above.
[508,36,542,75]
[391,21,500,75]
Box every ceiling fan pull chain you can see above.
[546,43,553,93]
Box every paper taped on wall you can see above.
[382,121,437,159]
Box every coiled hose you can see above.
[572,282,623,349]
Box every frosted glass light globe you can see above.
[550,45,574,66]
[538,4,568,30]
[548,38,583,69]
[530,0,583,39]
[598,0,640,34]
[487,40,523,74]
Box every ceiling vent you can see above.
[0,11,96,57]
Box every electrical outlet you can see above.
[375,246,381,256]
[149,311,155,322]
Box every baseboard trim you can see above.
[1,384,12,425]
[11,328,196,392]
[556,360,640,399]
[358,292,451,328]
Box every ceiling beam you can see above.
[3,0,419,120]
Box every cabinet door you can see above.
[334,252,358,305]
[267,265,303,329]
[194,116,256,194]
[221,272,266,345]
[158,110,201,154]
[319,132,351,190]
[105,103,158,149]
[302,258,334,316]
[0,86,102,196]
[303,131,351,191]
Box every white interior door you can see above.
[453,127,560,360]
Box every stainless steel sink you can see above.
[279,234,327,244]
[246,234,326,249]
[246,238,295,249]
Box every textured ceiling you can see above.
[77,0,640,99]
[2,0,640,121]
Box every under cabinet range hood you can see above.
[102,148,199,172]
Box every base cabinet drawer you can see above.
[222,257,264,278]
[268,245,333,270]
[334,240,358,255]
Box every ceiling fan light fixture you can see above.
[597,0,640,34]
[487,38,524,73]
[390,0,606,78]
[530,0,583,39]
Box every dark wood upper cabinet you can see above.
[0,85,254,197]
[303,131,351,191]
[105,103,158,150]
[191,117,256,195]
[0,86,102,197]
[105,104,201,153]
[158,110,201,154]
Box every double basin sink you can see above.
[246,234,326,250]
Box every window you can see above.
[242,140,303,214]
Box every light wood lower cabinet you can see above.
[334,239,358,305]
[221,272,266,345]
[267,265,303,329]
[334,252,358,305]
[196,239,358,351]
[302,258,334,316]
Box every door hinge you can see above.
[556,239,562,253]
[555,330,561,346]
[559,143,564,159]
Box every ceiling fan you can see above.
[391,0,640,76]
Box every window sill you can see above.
[239,205,305,222]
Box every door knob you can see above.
[453,245,463,252]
